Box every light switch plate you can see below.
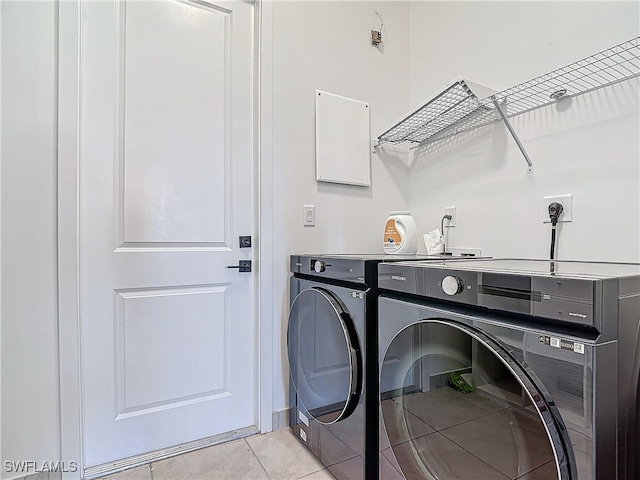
[303,205,315,226]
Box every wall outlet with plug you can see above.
[444,206,456,227]
[542,194,573,223]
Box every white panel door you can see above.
[78,0,254,467]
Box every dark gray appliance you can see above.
[288,254,473,480]
[377,258,640,480]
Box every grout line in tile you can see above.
[513,460,555,479]
[384,451,404,478]
[293,468,334,480]
[297,464,336,480]
[438,430,518,480]
[250,430,330,480]
[391,399,513,479]
[242,436,272,479]
[438,409,553,476]
[293,436,333,478]
[301,464,327,478]
[431,409,497,432]
[391,430,437,450]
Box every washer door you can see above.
[287,287,362,424]
[381,320,574,480]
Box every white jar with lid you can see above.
[383,211,417,255]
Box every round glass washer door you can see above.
[380,320,575,480]
[287,287,362,424]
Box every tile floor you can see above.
[98,428,335,480]
[96,386,576,480]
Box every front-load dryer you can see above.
[287,254,474,480]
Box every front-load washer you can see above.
[287,254,477,480]
[376,258,640,479]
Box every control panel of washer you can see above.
[428,270,478,304]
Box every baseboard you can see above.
[271,407,291,430]
[83,425,258,479]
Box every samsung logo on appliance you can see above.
[391,275,406,282]
[568,312,587,319]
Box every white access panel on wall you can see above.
[315,90,371,186]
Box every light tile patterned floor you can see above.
[98,429,335,480]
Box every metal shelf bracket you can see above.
[491,96,534,174]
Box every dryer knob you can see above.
[314,260,326,273]
[442,275,464,296]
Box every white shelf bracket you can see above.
[491,96,534,173]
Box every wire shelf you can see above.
[377,36,640,148]
[377,77,500,145]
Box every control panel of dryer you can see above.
[290,255,367,284]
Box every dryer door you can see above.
[380,319,575,480]
[287,287,362,424]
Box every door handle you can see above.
[226,260,251,272]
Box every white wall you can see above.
[406,2,640,261]
[0,0,413,460]
[270,1,411,411]
[1,2,61,478]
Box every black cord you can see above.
[547,202,563,275]
[548,202,563,261]
[441,215,452,254]
[550,223,557,259]
[549,202,564,275]
[550,223,558,275]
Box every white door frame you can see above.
[57,0,274,476]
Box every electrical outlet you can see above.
[542,194,573,223]
[444,206,456,228]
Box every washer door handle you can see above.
[287,286,362,425]
[348,346,358,396]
